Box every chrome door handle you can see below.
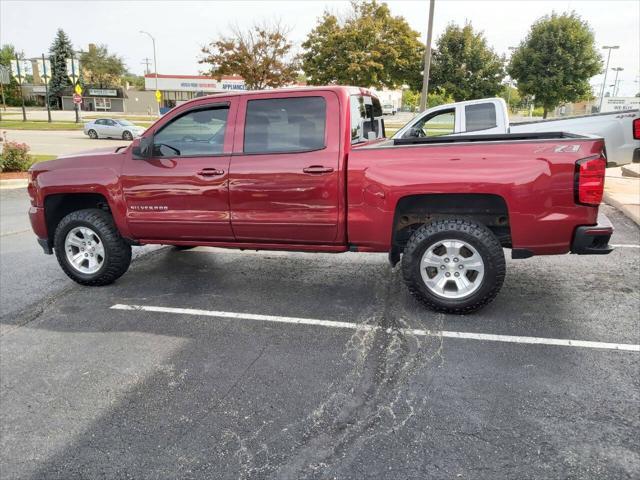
[303,165,334,174]
[197,168,225,177]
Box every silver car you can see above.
[84,119,146,140]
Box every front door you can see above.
[229,93,341,243]
[121,101,236,241]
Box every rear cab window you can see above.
[465,103,497,132]
[350,94,385,144]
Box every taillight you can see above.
[633,118,640,140]
[575,156,606,206]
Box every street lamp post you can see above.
[140,30,159,116]
[599,45,619,111]
[611,67,624,97]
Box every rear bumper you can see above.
[571,212,614,255]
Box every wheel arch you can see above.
[44,193,113,247]
[390,193,511,265]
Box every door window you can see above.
[244,97,326,153]
[153,106,229,157]
[403,109,455,138]
[465,103,497,132]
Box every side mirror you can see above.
[132,136,153,159]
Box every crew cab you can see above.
[28,86,613,313]
[393,97,640,166]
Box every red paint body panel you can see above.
[27,86,605,257]
[347,138,603,254]
[228,90,345,243]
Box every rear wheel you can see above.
[401,219,505,314]
[122,130,133,140]
[88,129,98,139]
[54,209,131,286]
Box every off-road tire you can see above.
[401,219,505,314]
[54,209,132,286]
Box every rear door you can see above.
[121,100,237,241]
[229,92,341,243]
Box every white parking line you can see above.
[611,244,640,248]
[110,304,640,353]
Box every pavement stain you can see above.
[220,269,447,479]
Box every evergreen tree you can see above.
[48,29,74,107]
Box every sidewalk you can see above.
[604,165,640,225]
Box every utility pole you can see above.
[598,45,619,111]
[419,0,435,112]
[506,46,517,111]
[14,53,27,121]
[611,67,623,97]
[41,53,52,123]
[141,57,152,75]
[140,31,160,116]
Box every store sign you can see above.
[88,88,117,97]
[178,81,245,91]
[32,85,47,93]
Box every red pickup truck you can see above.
[28,86,613,313]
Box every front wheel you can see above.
[54,209,132,286]
[401,219,505,314]
[122,130,133,140]
[87,129,98,139]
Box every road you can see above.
[1,129,130,156]
[1,188,639,479]
[0,189,157,323]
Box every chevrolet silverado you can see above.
[28,87,613,313]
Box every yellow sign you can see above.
[74,84,83,95]
[155,90,162,102]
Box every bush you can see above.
[0,141,32,172]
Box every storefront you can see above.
[61,87,125,112]
[144,74,246,109]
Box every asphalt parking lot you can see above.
[1,186,639,479]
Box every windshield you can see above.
[116,120,134,126]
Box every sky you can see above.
[1,0,638,96]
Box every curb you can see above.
[0,179,28,190]
[621,164,640,178]
[604,192,640,225]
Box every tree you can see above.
[0,44,23,106]
[301,0,423,89]
[508,12,602,118]
[428,23,505,101]
[79,44,126,87]
[499,84,522,112]
[49,29,74,107]
[199,22,298,90]
[121,73,145,89]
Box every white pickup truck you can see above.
[393,98,640,166]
